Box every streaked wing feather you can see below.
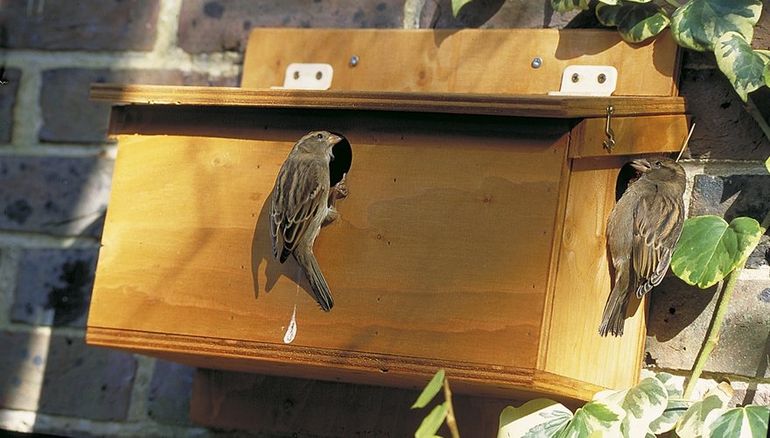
[270,155,329,260]
[632,193,683,298]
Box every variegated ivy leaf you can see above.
[715,32,769,101]
[704,405,770,437]
[675,394,727,438]
[762,50,770,87]
[557,400,624,437]
[618,377,668,438]
[648,373,687,435]
[497,399,572,438]
[671,0,763,51]
[596,1,670,43]
[551,0,590,13]
[671,215,763,289]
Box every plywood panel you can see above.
[241,29,679,97]
[88,120,569,372]
[570,115,691,158]
[545,156,675,389]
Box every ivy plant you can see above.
[413,370,769,437]
[495,374,770,437]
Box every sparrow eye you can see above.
[654,160,662,167]
[316,133,324,140]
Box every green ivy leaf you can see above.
[618,377,668,438]
[648,373,686,434]
[675,394,728,438]
[671,0,763,51]
[558,400,624,437]
[551,0,590,13]
[671,215,763,289]
[714,32,769,101]
[704,405,770,437]
[497,399,572,438]
[764,57,770,87]
[596,1,670,43]
[412,369,445,409]
[451,0,474,17]
[415,402,448,438]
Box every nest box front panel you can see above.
[88,116,570,371]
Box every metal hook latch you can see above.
[603,105,616,151]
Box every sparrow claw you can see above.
[332,173,349,199]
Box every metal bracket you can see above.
[548,65,618,97]
[272,63,334,90]
[603,105,616,151]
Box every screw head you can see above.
[531,57,542,69]
[571,73,580,83]
[597,73,606,84]
[293,71,300,80]
[349,55,359,67]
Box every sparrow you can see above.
[269,131,348,312]
[599,157,686,337]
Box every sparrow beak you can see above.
[630,159,652,173]
[328,133,343,144]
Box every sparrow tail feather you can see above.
[599,269,629,337]
[293,250,334,312]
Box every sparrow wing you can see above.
[270,155,329,262]
[632,193,683,298]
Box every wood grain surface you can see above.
[90,84,687,119]
[240,28,679,96]
[88,117,570,375]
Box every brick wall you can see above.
[0,1,767,436]
[0,0,234,435]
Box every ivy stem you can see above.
[443,377,461,438]
[683,211,770,399]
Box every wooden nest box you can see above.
[87,29,688,402]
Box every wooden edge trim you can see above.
[90,84,687,119]
[537,130,574,370]
[87,326,600,401]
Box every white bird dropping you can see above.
[283,304,298,344]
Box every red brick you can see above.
[0,331,136,421]
[178,0,404,53]
[39,68,239,144]
[0,0,160,51]
[0,68,20,143]
[421,0,582,29]
[679,68,770,160]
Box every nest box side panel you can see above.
[543,117,689,389]
[87,116,570,380]
[241,29,679,96]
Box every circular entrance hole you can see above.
[329,132,352,187]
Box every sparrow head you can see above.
[296,131,343,160]
[631,157,685,184]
